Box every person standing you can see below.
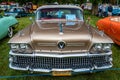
[98,4,103,17]
[108,4,113,16]
[102,4,108,17]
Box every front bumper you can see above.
[9,51,112,75]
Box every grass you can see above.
[0,14,120,80]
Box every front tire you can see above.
[8,27,13,38]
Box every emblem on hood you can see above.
[57,41,66,49]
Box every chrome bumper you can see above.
[9,51,112,73]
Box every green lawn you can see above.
[0,15,120,80]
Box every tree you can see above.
[90,0,99,15]
[109,0,117,4]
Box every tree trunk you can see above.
[92,4,98,15]
[109,0,116,4]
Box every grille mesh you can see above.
[11,55,111,70]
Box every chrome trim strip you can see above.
[95,65,113,70]
[73,68,90,72]
[52,69,72,71]
[37,43,56,46]
[36,42,85,47]
[9,50,112,58]
[67,43,85,46]
[9,63,27,71]
[35,50,88,53]
[31,69,51,72]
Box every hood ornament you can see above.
[59,23,63,33]
[57,41,66,49]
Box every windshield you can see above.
[9,8,22,12]
[36,8,83,20]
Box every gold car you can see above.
[8,5,113,76]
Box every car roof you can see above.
[12,7,24,9]
[37,5,83,11]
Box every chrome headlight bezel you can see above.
[10,43,19,52]
[102,43,112,51]
[94,43,102,51]
[10,44,19,49]
[90,43,112,54]
[9,43,32,54]
[19,43,28,49]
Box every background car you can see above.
[0,4,10,11]
[0,15,18,40]
[4,7,28,18]
[112,6,120,16]
[97,16,120,45]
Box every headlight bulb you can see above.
[103,44,112,51]
[20,44,28,49]
[94,43,102,51]
[10,44,19,49]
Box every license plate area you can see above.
[52,71,72,76]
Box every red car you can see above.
[97,16,120,45]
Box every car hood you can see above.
[30,20,92,53]
[8,19,113,53]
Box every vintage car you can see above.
[0,4,10,11]
[8,5,113,76]
[112,6,120,16]
[4,7,28,18]
[0,15,18,40]
[97,16,120,45]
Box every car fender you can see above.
[0,16,18,40]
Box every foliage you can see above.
[1,0,118,16]
[0,0,118,4]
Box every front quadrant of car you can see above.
[8,5,113,76]
[0,16,18,40]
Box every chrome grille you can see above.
[11,55,112,70]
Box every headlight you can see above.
[90,43,112,54]
[10,44,19,49]
[94,43,102,51]
[9,43,32,54]
[20,44,28,49]
[103,43,112,51]
[19,43,29,53]
[10,44,19,52]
